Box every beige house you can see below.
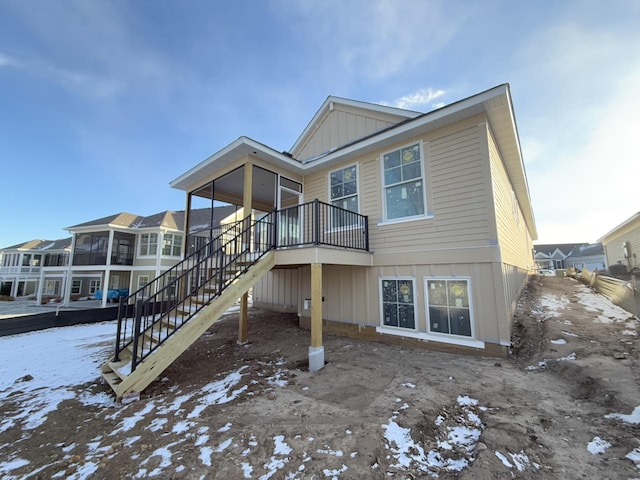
[101,84,537,399]
[598,212,640,272]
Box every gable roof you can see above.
[66,212,144,230]
[566,243,604,258]
[170,84,537,239]
[1,238,72,252]
[290,96,422,160]
[534,243,587,257]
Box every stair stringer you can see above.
[109,251,275,399]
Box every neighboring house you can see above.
[59,207,237,308]
[533,243,586,270]
[564,243,607,272]
[168,83,537,358]
[598,212,640,272]
[0,238,71,298]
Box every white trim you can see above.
[377,214,434,227]
[376,326,486,349]
[424,276,477,341]
[381,141,427,222]
[328,163,360,229]
[379,276,418,332]
[138,232,159,257]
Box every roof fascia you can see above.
[597,212,640,242]
[169,137,305,192]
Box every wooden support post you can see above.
[238,292,249,344]
[238,163,253,345]
[309,262,325,371]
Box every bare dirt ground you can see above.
[2,275,640,479]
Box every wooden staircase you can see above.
[101,213,277,401]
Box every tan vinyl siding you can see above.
[294,262,509,345]
[488,126,534,269]
[602,218,640,269]
[295,104,406,161]
[302,120,494,256]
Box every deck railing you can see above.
[113,200,369,372]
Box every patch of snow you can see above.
[550,338,567,345]
[218,422,232,432]
[187,367,248,418]
[241,462,253,478]
[317,447,344,457]
[402,382,416,388]
[621,329,638,336]
[382,396,484,474]
[561,331,578,337]
[215,438,233,452]
[146,418,168,432]
[495,451,512,468]
[587,436,611,454]
[322,464,347,478]
[172,420,195,434]
[199,446,212,466]
[557,352,576,362]
[626,447,640,464]
[111,400,156,434]
[0,457,30,476]
[605,405,640,424]
[538,294,570,316]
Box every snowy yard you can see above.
[1,276,639,479]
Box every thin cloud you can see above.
[381,87,447,110]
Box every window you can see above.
[136,275,149,299]
[380,278,416,329]
[71,280,82,295]
[162,234,183,257]
[44,280,60,296]
[89,280,100,294]
[426,279,473,337]
[73,232,109,265]
[330,165,359,228]
[139,233,158,256]
[382,143,425,221]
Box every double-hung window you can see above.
[162,234,182,257]
[139,233,158,256]
[89,279,101,294]
[330,165,358,228]
[382,143,425,221]
[380,278,416,329]
[426,278,473,337]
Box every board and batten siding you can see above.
[252,268,300,312]
[294,104,406,161]
[294,262,509,346]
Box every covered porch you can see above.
[172,155,371,371]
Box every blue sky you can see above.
[1,0,638,248]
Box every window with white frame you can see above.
[382,143,426,221]
[139,233,158,256]
[380,278,416,329]
[44,280,60,296]
[89,279,101,294]
[426,278,473,337]
[162,234,183,257]
[330,165,358,228]
[136,275,149,298]
[71,280,82,295]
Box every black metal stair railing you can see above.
[114,211,277,371]
[111,200,369,374]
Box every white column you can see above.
[62,234,77,306]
